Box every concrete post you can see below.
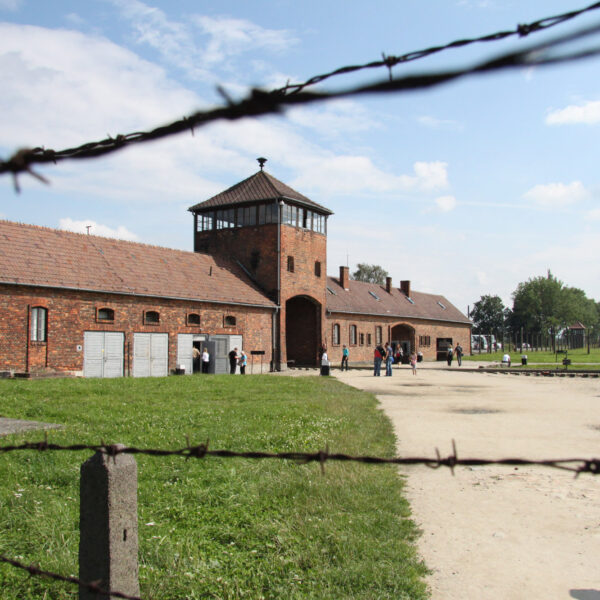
[79,446,139,600]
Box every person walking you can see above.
[410,351,418,375]
[228,347,239,374]
[374,344,384,376]
[385,342,394,376]
[446,345,453,366]
[341,344,349,371]
[201,348,210,374]
[455,342,463,367]
[238,350,247,374]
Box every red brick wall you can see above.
[325,312,471,364]
[0,285,274,374]
[279,226,327,365]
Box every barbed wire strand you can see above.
[277,0,600,94]
[0,554,142,600]
[2,19,600,189]
[1,437,599,476]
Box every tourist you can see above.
[201,348,210,374]
[238,350,247,375]
[374,344,384,376]
[455,342,463,366]
[228,347,239,374]
[446,346,453,366]
[410,352,417,375]
[341,344,349,371]
[385,342,394,376]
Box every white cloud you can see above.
[0,23,200,149]
[108,0,297,82]
[522,181,589,207]
[59,218,139,241]
[291,158,449,196]
[546,100,600,125]
[434,195,457,212]
[587,208,600,220]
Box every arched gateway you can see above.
[391,323,416,358]
[286,296,321,366]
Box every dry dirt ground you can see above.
[333,365,600,600]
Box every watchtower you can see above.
[188,158,333,368]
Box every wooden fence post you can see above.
[79,445,139,599]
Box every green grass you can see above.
[0,375,428,599]
[464,347,600,365]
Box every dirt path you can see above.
[333,367,600,600]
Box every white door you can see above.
[177,334,194,375]
[133,333,168,377]
[84,332,124,378]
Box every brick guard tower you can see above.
[189,159,333,369]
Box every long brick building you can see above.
[0,161,471,376]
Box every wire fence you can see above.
[1,437,599,476]
[0,438,599,599]
[2,3,600,190]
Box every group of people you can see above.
[191,346,247,374]
[374,343,418,376]
[228,347,247,374]
[446,343,463,367]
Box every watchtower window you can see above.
[197,213,213,232]
[314,261,321,277]
[287,256,295,273]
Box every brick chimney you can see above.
[400,280,411,297]
[385,276,392,293]
[340,266,350,290]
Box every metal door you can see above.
[133,333,168,377]
[177,334,193,375]
[84,332,124,378]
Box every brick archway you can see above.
[285,295,321,366]
[391,323,415,356]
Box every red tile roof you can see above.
[326,276,470,324]
[0,220,275,308]
[189,170,333,215]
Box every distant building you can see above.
[0,161,471,376]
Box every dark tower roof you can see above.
[188,170,333,215]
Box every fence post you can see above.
[79,445,139,600]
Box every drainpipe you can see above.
[273,198,284,371]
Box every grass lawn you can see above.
[0,375,427,600]
[463,347,600,366]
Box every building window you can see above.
[359,333,365,346]
[350,325,357,345]
[97,307,115,322]
[197,213,213,232]
[145,311,160,324]
[187,313,201,326]
[332,323,340,346]
[287,256,295,273]
[225,315,236,327]
[367,333,372,346]
[419,335,431,347]
[314,261,321,277]
[30,307,47,342]
[375,326,382,345]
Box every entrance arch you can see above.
[391,323,416,359]
[285,295,321,366]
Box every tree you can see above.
[352,263,389,285]
[510,271,598,338]
[470,295,506,336]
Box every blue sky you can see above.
[1,0,600,314]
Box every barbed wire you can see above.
[0,554,142,600]
[2,18,600,190]
[276,0,600,94]
[1,437,598,476]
